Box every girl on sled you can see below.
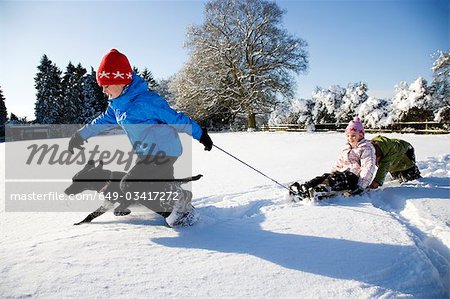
[289,117,377,200]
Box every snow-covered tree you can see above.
[336,82,369,123]
[291,98,314,125]
[82,67,108,123]
[175,0,309,129]
[358,96,392,128]
[156,76,176,106]
[431,50,450,122]
[61,62,87,123]
[268,103,290,126]
[268,98,313,126]
[311,85,345,124]
[391,77,436,122]
[172,48,237,127]
[34,55,63,124]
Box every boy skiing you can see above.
[369,136,421,189]
[68,49,213,227]
[289,117,377,200]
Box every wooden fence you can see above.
[261,121,450,134]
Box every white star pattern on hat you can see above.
[113,71,124,79]
[99,71,110,78]
[126,72,133,79]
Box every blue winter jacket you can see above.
[79,73,203,157]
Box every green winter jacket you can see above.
[371,136,415,185]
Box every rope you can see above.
[213,144,291,192]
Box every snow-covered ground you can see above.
[1,132,449,298]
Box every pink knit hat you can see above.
[345,116,365,136]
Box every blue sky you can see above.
[0,0,448,120]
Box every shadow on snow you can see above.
[151,201,444,297]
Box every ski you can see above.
[289,184,369,202]
[309,188,369,200]
[73,174,203,183]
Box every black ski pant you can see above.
[391,146,421,182]
[305,170,359,192]
[117,156,186,218]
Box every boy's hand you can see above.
[68,132,86,154]
[370,181,380,189]
[200,129,213,151]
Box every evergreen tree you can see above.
[61,62,87,123]
[9,113,19,122]
[82,67,108,122]
[0,86,7,137]
[133,66,140,76]
[0,86,7,124]
[74,63,88,123]
[8,113,27,124]
[140,68,159,91]
[34,55,63,124]
[134,67,159,91]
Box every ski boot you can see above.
[113,208,131,216]
[309,184,356,200]
[165,205,199,227]
[165,189,199,227]
[400,165,422,182]
[113,202,131,216]
[309,184,333,200]
[288,182,311,202]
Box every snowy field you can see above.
[1,131,449,298]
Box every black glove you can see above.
[199,128,213,151]
[351,185,365,195]
[68,132,86,154]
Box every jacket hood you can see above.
[109,73,148,109]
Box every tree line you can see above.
[0,55,159,128]
[32,55,160,124]
[269,50,450,129]
[2,0,308,130]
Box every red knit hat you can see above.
[97,49,133,86]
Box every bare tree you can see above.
[174,0,308,129]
